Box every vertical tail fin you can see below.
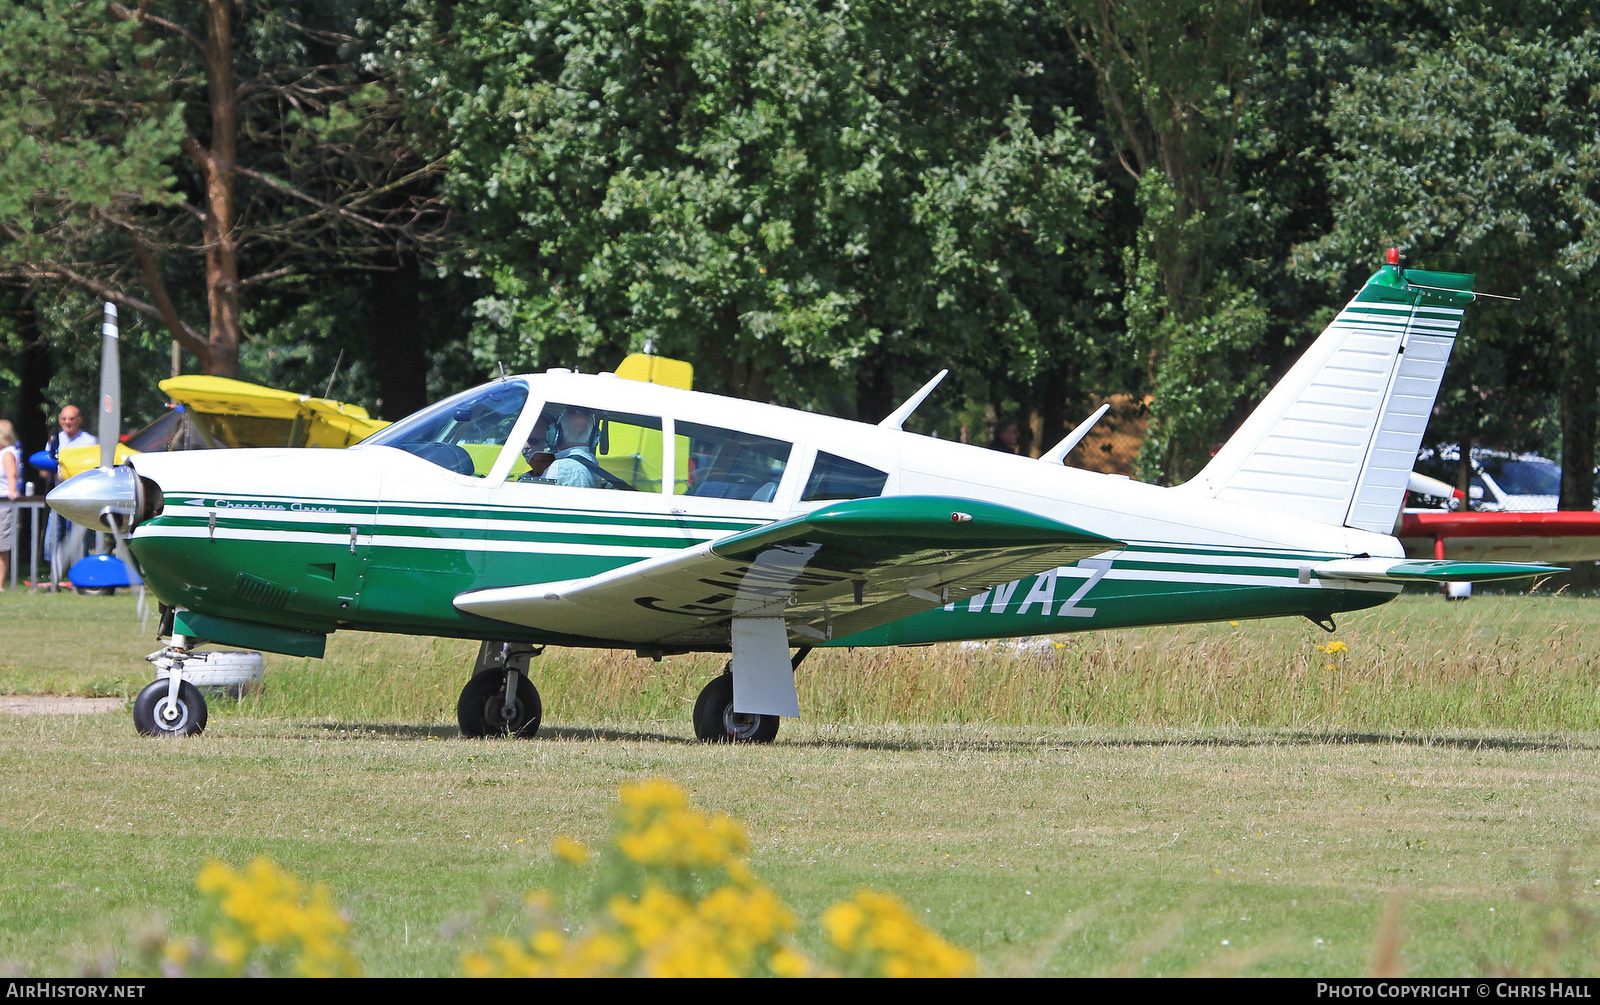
[1185,254,1475,534]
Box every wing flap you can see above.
[454,496,1121,645]
[1313,557,1561,583]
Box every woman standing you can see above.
[0,420,21,589]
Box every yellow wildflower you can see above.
[551,835,591,865]
[770,946,812,977]
[191,857,361,977]
[823,890,977,978]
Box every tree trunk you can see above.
[1558,315,1597,512]
[1036,354,1081,461]
[194,0,241,377]
[15,294,51,464]
[368,256,428,420]
[853,343,895,425]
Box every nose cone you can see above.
[47,465,141,530]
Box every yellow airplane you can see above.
[58,357,689,480]
[55,375,391,479]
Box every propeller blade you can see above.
[103,516,148,630]
[98,302,120,471]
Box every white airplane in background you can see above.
[50,250,1555,740]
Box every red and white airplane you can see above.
[1399,471,1600,596]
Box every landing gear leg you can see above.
[457,641,543,737]
[135,632,208,737]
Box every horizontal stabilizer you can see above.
[455,495,1122,646]
[1312,557,1561,584]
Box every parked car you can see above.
[1411,445,1596,512]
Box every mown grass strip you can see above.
[2,589,1598,976]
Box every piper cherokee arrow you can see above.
[48,251,1557,740]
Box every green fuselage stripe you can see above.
[130,513,1392,652]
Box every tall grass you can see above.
[5,590,1598,733]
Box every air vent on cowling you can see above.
[234,572,294,611]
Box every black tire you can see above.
[132,679,208,738]
[457,669,542,738]
[692,674,779,744]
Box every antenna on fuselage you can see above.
[1040,403,1111,465]
[878,370,948,431]
[496,361,507,381]
[321,348,345,400]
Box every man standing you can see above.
[44,404,97,581]
[49,406,96,469]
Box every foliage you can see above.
[0,0,452,397]
[1122,172,1269,479]
[1300,0,1600,501]
[1061,0,1271,481]
[0,0,1589,469]
[388,0,1113,420]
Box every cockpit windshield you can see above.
[363,381,530,477]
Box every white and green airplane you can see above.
[49,252,1554,740]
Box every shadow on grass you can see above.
[1282,729,1600,753]
[302,721,696,744]
[293,720,1600,754]
[775,727,1600,755]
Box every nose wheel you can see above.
[692,673,779,744]
[134,631,208,737]
[132,679,208,737]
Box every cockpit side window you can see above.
[514,403,665,492]
[802,451,888,501]
[673,421,791,501]
[363,382,529,477]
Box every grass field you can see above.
[1,589,1598,976]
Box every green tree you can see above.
[389,0,1113,423]
[1301,1,1600,509]
[1060,0,1271,482]
[0,1,449,386]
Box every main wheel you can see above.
[457,669,542,738]
[692,674,779,744]
[133,679,208,738]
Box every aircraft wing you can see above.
[1398,510,1600,565]
[1312,557,1561,584]
[454,495,1122,646]
[160,375,388,447]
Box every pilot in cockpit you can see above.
[535,404,610,489]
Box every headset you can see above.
[545,405,609,455]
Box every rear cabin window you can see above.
[674,422,791,501]
[802,451,889,501]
